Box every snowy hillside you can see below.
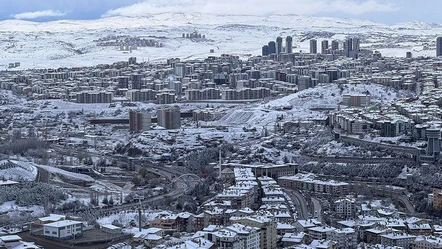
[0,13,440,69]
[0,160,38,181]
[214,83,411,128]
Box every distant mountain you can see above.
[0,13,390,32]
[0,12,440,69]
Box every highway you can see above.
[311,197,322,222]
[397,195,416,214]
[284,188,309,220]
[46,141,214,220]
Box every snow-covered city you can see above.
[2,1,442,249]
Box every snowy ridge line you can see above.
[9,160,35,172]
[34,164,95,182]
[0,160,34,172]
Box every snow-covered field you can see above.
[0,160,38,181]
[34,164,95,182]
[0,201,45,217]
[213,83,410,128]
[0,13,440,69]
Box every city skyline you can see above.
[1,0,442,24]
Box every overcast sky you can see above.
[2,0,441,24]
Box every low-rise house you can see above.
[0,235,40,249]
[101,224,122,234]
[133,228,164,248]
[34,214,66,225]
[43,220,83,240]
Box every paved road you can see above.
[47,146,198,214]
[36,167,49,183]
[284,188,309,220]
[311,197,322,222]
[397,195,416,213]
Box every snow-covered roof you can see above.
[39,214,66,222]
[101,224,121,230]
[44,220,82,228]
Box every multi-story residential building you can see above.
[322,40,329,54]
[334,198,356,219]
[380,232,416,249]
[225,223,260,249]
[437,37,442,57]
[215,189,250,209]
[294,219,322,233]
[310,39,318,54]
[207,229,242,249]
[232,216,277,249]
[276,37,283,55]
[308,226,336,240]
[432,189,442,211]
[278,173,349,197]
[157,105,180,129]
[156,92,176,104]
[327,228,357,249]
[76,91,113,103]
[129,110,151,132]
[204,208,225,227]
[342,94,371,107]
[185,88,221,100]
[126,89,156,102]
[412,236,442,249]
[286,36,293,54]
[150,214,186,232]
[192,108,226,121]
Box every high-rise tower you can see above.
[437,37,442,57]
[331,40,339,52]
[286,36,293,54]
[321,40,329,54]
[276,36,283,55]
[310,39,317,54]
[268,41,276,54]
[262,45,269,56]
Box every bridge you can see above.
[171,173,204,193]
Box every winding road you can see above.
[284,188,309,220]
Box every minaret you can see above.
[218,149,222,178]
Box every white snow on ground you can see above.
[214,83,410,128]
[34,164,95,182]
[97,210,169,227]
[0,13,441,69]
[0,201,45,217]
[0,160,38,181]
[397,166,419,180]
